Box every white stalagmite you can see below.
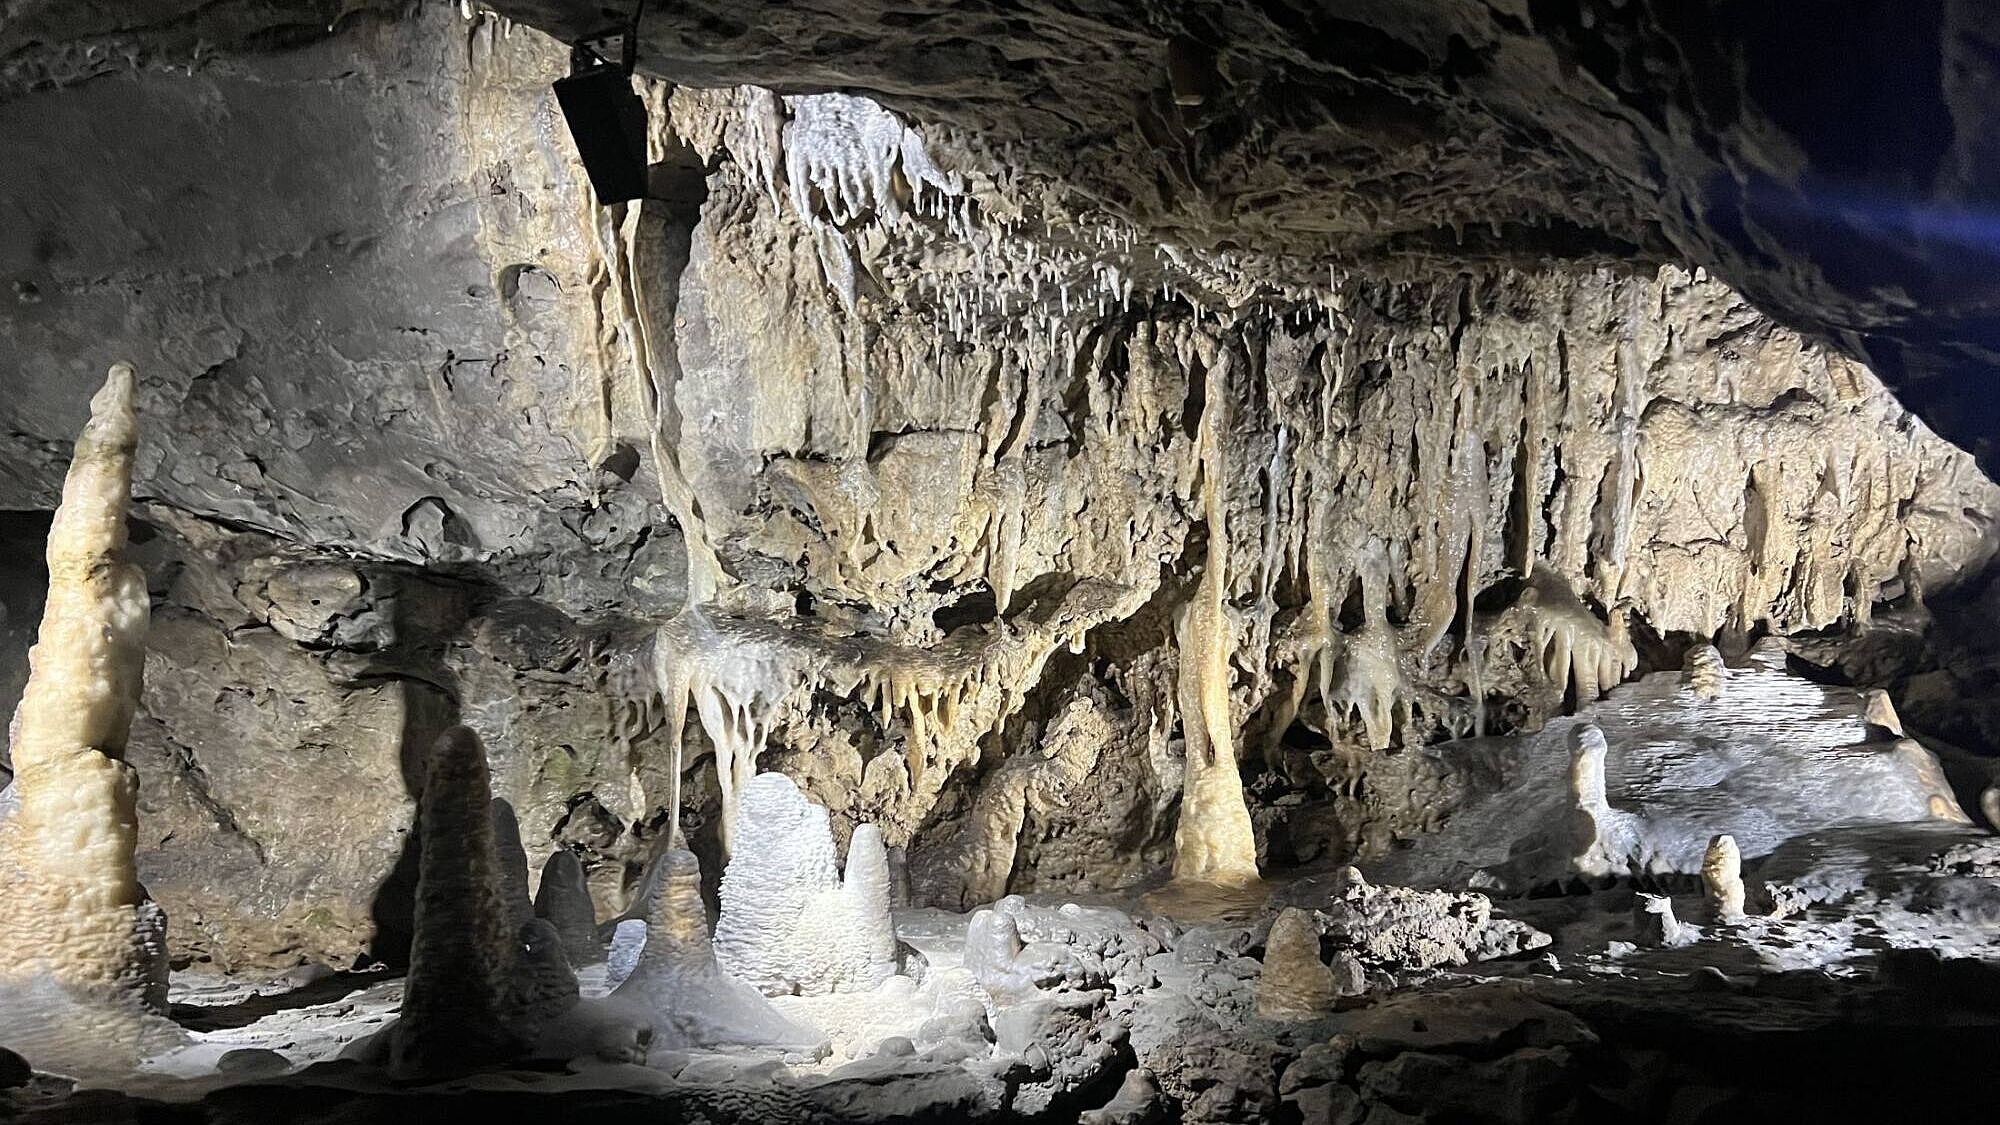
[713,772,897,995]
[0,364,176,1066]
[1568,723,1640,877]
[1702,834,1746,922]
[1171,345,1261,886]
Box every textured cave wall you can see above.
[485,0,2000,480]
[0,7,692,969]
[0,7,1996,968]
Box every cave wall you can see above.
[0,7,1994,968]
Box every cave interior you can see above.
[3,2,2000,1122]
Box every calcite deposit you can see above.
[2,3,1999,1122]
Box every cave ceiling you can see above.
[23,0,1972,465]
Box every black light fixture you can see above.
[553,1,651,205]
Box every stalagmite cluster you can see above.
[712,772,897,996]
[608,844,819,1052]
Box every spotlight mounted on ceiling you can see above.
[553,0,651,205]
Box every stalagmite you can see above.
[1257,907,1336,1020]
[1683,644,1727,700]
[839,824,899,989]
[387,726,531,1075]
[714,773,898,995]
[1863,690,1904,739]
[1568,723,1640,878]
[0,365,183,1070]
[490,797,534,932]
[1702,834,1746,922]
[609,845,821,1051]
[535,850,603,967]
[1170,346,1261,886]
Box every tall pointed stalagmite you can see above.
[388,726,531,1075]
[0,365,174,1060]
[535,850,603,966]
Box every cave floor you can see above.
[11,842,1999,1125]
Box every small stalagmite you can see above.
[1682,644,1726,700]
[388,726,531,1075]
[1862,690,1904,739]
[535,850,603,966]
[0,365,183,1068]
[1568,723,1639,877]
[1702,834,1746,923]
[1257,907,1336,1020]
[611,845,822,1052]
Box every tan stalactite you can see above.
[0,364,159,1002]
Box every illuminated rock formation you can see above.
[1702,834,1746,922]
[713,772,897,995]
[0,364,183,1071]
[609,845,821,1052]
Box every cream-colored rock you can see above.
[1863,690,1904,739]
[1683,645,1727,700]
[1170,346,1260,886]
[0,365,182,1071]
[1257,907,1335,1020]
[1702,834,1746,922]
